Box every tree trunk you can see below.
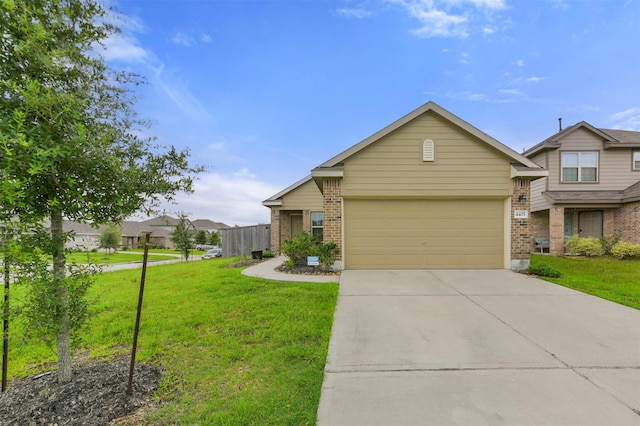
[51,210,73,383]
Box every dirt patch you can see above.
[0,361,161,425]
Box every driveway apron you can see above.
[317,270,640,425]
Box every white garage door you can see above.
[344,199,505,269]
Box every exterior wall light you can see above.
[518,194,526,204]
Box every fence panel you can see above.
[221,224,271,257]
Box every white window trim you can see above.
[633,151,640,171]
[560,151,599,183]
[311,211,323,240]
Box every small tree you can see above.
[171,214,196,261]
[99,224,121,254]
[194,230,208,246]
[208,230,221,246]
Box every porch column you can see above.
[270,209,280,254]
[511,178,531,270]
[549,207,565,255]
[322,178,342,260]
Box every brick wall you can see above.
[614,201,640,244]
[270,209,280,254]
[549,207,565,255]
[510,178,531,268]
[322,178,343,260]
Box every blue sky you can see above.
[103,0,640,226]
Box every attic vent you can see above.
[422,139,435,162]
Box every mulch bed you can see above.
[275,264,341,276]
[0,361,161,425]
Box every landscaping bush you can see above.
[527,262,562,278]
[280,232,339,269]
[564,235,604,256]
[610,241,640,260]
[599,235,621,255]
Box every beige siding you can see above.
[280,179,323,210]
[344,198,505,269]
[548,128,639,191]
[342,111,512,198]
[530,178,552,212]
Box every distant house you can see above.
[62,216,230,250]
[524,122,640,254]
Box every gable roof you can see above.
[262,175,313,207]
[315,101,543,171]
[263,102,547,205]
[524,122,640,156]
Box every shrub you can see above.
[610,241,640,259]
[281,232,317,266]
[565,235,604,256]
[599,235,621,255]
[262,251,275,258]
[280,232,339,269]
[527,262,562,278]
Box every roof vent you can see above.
[422,139,435,162]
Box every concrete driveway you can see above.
[317,270,640,425]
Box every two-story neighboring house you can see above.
[524,122,640,255]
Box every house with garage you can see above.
[263,101,548,270]
[524,122,640,255]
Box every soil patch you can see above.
[0,361,161,425]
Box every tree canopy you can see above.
[0,0,202,382]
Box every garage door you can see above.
[344,199,505,269]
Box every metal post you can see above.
[2,254,9,393]
[127,232,150,396]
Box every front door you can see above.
[291,214,303,238]
[578,211,603,238]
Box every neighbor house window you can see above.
[311,212,323,241]
[561,151,598,182]
[634,151,640,170]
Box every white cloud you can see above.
[390,0,506,38]
[201,34,212,43]
[171,31,194,47]
[458,52,469,64]
[335,8,374,19]
[152,65,211,121]
[608,107,640,130]
[100,33,150,63]
[152,170,281,226]
[499,88,522,95]
[514,59,524,67]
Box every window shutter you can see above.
[423,139,435,162]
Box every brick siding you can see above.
[614,201,640,244]
[322,178,343,260]
[510,178,532,267]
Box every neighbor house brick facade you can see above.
[524,122,640,254]
[263,102,547,270]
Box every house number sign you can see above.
[514,210,529,219]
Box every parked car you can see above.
[202,248,222,259]
[196,244,216,250]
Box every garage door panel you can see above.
[345,199,505,269]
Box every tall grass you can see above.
[7,258,339,424]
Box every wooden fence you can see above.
[221,224,271,257]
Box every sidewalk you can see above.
[242,256,340,283]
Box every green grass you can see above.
[7,258,339,424]
[530,254,640,309]
[65,251,178,264]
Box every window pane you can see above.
[561,152,579,167]
[311,212,323,227]
[562,168,578,182]
[312,228,323,241]
[581,152,598,167]
[634,152,640,170]
[581,167,597,181]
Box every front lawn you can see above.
[6,258,339,424]
[65,251,177,264]
[530,254,640,309]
